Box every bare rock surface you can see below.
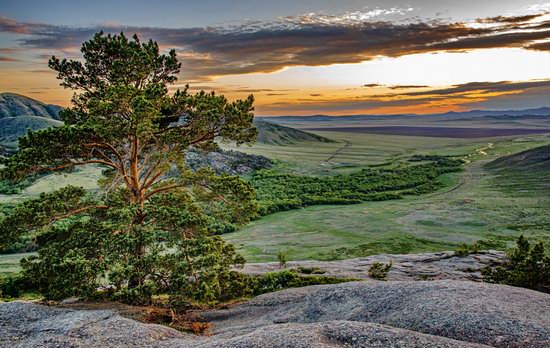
[199,280,549,348]
[2,279,549,348]
[242,251,506,281]
[0,301,193,347]
[179,321,489,348]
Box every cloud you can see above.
[477,14,543,23]
[388,85,429,89]
[362,83,382,88]
[260,79,550,113]
[0,56,19,62]
[0,12,548,80]
[397,80,550,97]
[527,41,550,51]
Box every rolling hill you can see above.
[486,144,550,194]
[0,93,64,150]
[254,119,333,145]
[0,93,62,120]
[0,116,63,148]
[487,144,550,173]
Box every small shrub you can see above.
[454,242,480,256]
[189,322,212,335]
[294,266,326,274]
[368,261,393,280]
[482,235,550,293]
[277,251,287,269]
[454,243,471,256]
[251,270,355,296]
[0,275,22,298]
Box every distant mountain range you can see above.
[259,107,550,122]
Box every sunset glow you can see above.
[1,0,549,115]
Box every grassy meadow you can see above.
[224,131,550,261]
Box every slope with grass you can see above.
[0,93,62,119]
[254,119,334,145]
[486,144,550,185]
[0,116,63,148]
[0,93,63,150]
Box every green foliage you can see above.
[249,270,354,296]
[294,266,326,275]
[0,274,22,298]
[0,173,45,195]
[0,273,35,299]
[455,239,513,257]
[277,251,287,269]
[0,32,258,303]
[368,261,393,280]
[251,157,463,216]
[454,242,480,256]
[0,186,89,248]
[319,234,458,261]
[482,235,550,293]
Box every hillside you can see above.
[485,144,550,200]
[0,116,63,148]
[0,93,62,120]
[254,119,334,145]
[487,144,550,173]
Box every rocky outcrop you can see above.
[199,280,550,347]
[1,280,548,347]
[242,250,507,281]
[186,148,272,175]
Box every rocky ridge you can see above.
[242,250,507,281]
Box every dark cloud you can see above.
[398,80,550,97]
[362,83,382,87]
[527,41,550,51]
[0,56,19,62]
[477,14,543,23]
[388,85,429,89]
[0,12,548,79]
[29,69,56,73]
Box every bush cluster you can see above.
[482,235,550,293]
[251,157,463,216]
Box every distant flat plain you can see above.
[303,126,550,138]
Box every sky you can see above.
[1,0,549,115]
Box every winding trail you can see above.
[301,140,352,174]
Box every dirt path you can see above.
[301,140,352,174]
[325,140,352,163]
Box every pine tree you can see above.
[0,32,258,303]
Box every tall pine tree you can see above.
[0,32,258,303]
